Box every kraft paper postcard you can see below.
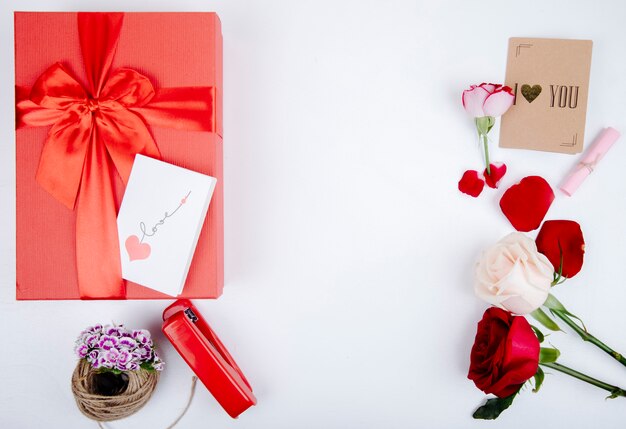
[500,38,593,154]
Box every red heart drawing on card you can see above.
[125,235,151,261]
[500,176,555,232]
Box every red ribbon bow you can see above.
[15,13,215,299]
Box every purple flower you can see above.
[133,344,153,361]
[116,353,139,371]
[132,330,152,346]
[98,356,113,369]
[83,324,103,334]
[85,334,100,349]
[99,335,119,351]
[104,325,124,337]
[75,344,89,358]
[116,361,130,371]
[117,350,132,366]
[103,348,120,366]
[118,337,137,350]
[87,350,100,363]
[93,324,103,332]
[152,359,165,371]
[92,354,106,369]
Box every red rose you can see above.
[468,307,539,398]
[535,220,585,278]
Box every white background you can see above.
[1,1,626,428]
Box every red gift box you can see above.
[15,12,223,299]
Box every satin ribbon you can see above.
[15,12,215,299]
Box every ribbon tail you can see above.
[36,109,95,210]
[133,87,215,132]
[75,129,125,299]
[78,12,124,97]
[16,85,67,129]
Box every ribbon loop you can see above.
[101,69,156,107]
[30,63,87,110]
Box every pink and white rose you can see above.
[474,232,554,315]
[462,83,515,118]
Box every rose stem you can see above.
[540,362,626,398]
[552,310,626,368]
[481,133,491,175]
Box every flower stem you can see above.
[481,133,491,175]
[552,310,626,368]
[540,362,626,398]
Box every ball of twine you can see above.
[71,359,159,422]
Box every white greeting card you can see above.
[117,155,217,296]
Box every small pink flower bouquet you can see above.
[75,324,164,374]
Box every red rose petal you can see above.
[458,170,485,197]
[536,220,585,278]
[484,163,507,189]
[500,176,555,232]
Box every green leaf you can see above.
[539,347,561,364]
[533,367,545,393]
[530,325,545,343]
[544,294,588,332]
[530,308,561,331]
[543,294,567,312]
[472,392,517,420]
[140,362,155,372]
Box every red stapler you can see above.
[162,299,256,418]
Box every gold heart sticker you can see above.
[521,84,542,103]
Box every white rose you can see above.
[475,232,554,315]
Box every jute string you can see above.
[72,360,198,428]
